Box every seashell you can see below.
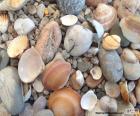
[102,35,121,50]
[122,59,140,80]
[64,25,93,56]
[69,70,84,90]
[113,0,120,10]
[99,47,123,82]
[86,0,111,7]
[23,85,31,102]
[14,17,35,35]
[60,15,78,26]
[86,75,103,89]
[90,66,102,80]
[117,0,140,18]
[7,35,29,58]
[81,90,97,111]
[35,21,62,63]
[0,0,28,11]
[34,110,54,116]
[48,87,84,116]
[135,79,140,104]
[131,43,140,50]
[42,59,71,90]
[129,92,137,107]
[120,15,140,43]
[18,47,45,83]
[0,67,24,115]
[128,81,135,93]
[33,96,47,114]
[0,103,11,116]
[0,12,9,33]
[33,79,44,93]
[132,50,140,61]
[119,81,129,103]
[105,81,120,98]
[57,0,85,15]
[121,48,138,63]
[99,96,117,112]
[94,3,117,31]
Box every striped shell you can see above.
[0,12,8,33]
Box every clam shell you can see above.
[105,81,120,98]
[14,17,35,35]
[0,12,8,33]
[18,47,45,83]
[48,88,84,116]
[120,15,140,43]
[32,79,44,93]
[64,25,93,56]
[135,80,140,104]
[119,81,129,103]
[90,66,102,80]
[60,15,78,26]
[94,3,117,31]
[7,35,29,58]
[35,21,62,63]
[0,0,28,11]
[102,35,121,50]
[81,90,97,111]
[42,60,71,90]
[0,67,24,115]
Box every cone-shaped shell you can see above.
[94,3,117,31]
[18,47,45,83]
[48,87,84,116]
[7,35,29,58]
[0,12,8,33]
[0,0,28,11]
[42,60,71,90]
[120,15,140,43]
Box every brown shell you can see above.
[48,87,84,116]
[94,3,117,31]
[42,60,71,90]
[86,0,108,7]
[35,21,62,63]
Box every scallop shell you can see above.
[102,35,121,50]
[18,47,45,83]
[7,35,29,58]
[0,12,8,33]
[120,15,140,43]
[48,88,84,116]
[60,15,78,26]
[90,66,102,80]
[0,0,28,11]
[119,81,129,103]
[81,90,97,111]
[94,3,117,31]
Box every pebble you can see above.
[99,47,123,82]
[37,4,45,18]
[27,5,37,15]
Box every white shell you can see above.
[14,17,35,35]
[90,66,102,80]
[60,15,78,26]
[81,90,97,111]
[0,13,9,33]
[33,79,44,93]
[0,0,28,11]
[75,70,84,87]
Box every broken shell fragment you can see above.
[64,25,93,56]
[99,96,117,112]
[128,81,135,93]
[102,35,121,50]
[42,60,71,90]
[14,17,35,35]
[35,21,62,63]
[18,47,45,83]
[69,70,84,90]
[81,90,97,111]
[0,12,9,33]
[60,15,78,26]
[120,15,140,43]
[90,66,102,80]
[48,88,84,116]
[0,0,28,11]
[135,79,140,104]
[94,3,117,31]
[105,81,120,98]
[119,81,129,103]
[7,35,29,58]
